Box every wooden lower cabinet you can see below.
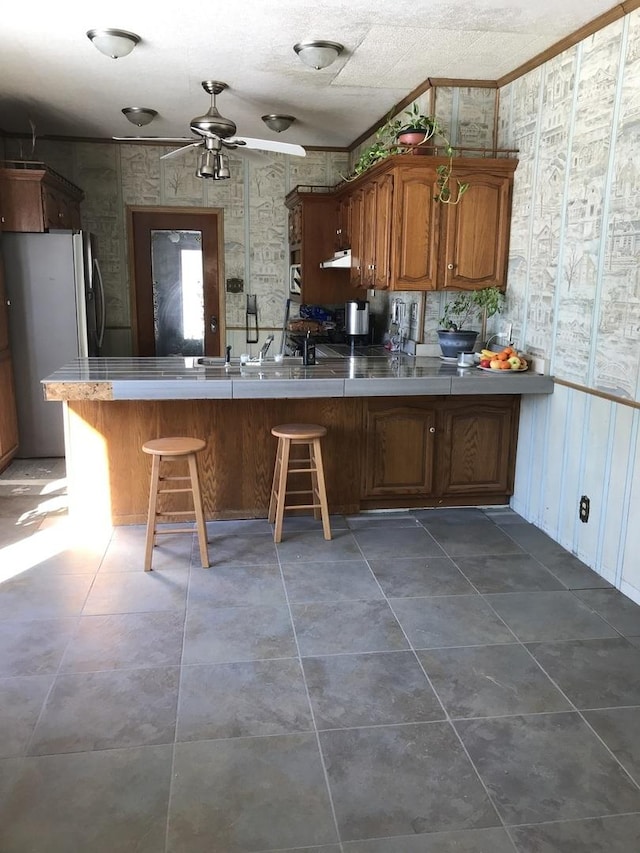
[363,398,436,497]
[436,397,519,497]
[63,394,520,528]
[361,395,519,508]
[0,350,19,472]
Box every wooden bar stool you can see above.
[142,437,209,571]
[268,423,331,543]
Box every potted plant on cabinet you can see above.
[344,105,469,204]
[437,287,505,358]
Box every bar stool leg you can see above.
[187,453,210,568]
[144,453,162,572]
[313,437,332,540]
[309,442,321,521]
[273,437,291,544]
[268,437,282,524]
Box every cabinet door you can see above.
[436,397,518,496]
[0,349,19,472]
[442,170,512,290]
[372,173,393,290]
[392,166,440,290]
[336,195,351,251]
[363,400,436,497]
[0,257,9,352]
[361,181,377,289]
[349,189,364,290]
[288,203,302,245]
[43,184,73,230]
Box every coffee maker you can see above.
[345,300,370,350]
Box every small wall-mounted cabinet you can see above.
[361,395,519,507]
[0,163,83,233]
[285,189,362,303]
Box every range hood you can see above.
[320,249,351,269]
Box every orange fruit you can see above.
[497,352,508,361]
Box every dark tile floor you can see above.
[1,462,640,851]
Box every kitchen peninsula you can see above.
[43,354,553,532]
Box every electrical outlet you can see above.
[579,495,590,523]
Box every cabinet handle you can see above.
[429,427,436,434]
[0,216,4,223]
[447,263,454,270]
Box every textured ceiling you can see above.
[0,0,621,148]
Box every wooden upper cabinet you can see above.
[392,166,441,291]
[357,173,393,290]
[0,163,83,233]
[442,166,513,290]
[285,189,362,303]
[349,188,365,291]
[336,195,351,251]
[330,155,517,292]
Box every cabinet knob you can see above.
[447,263,454,270]
[1,216,4,223]
[429,427,436,434]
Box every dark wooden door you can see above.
[129,208,224,357]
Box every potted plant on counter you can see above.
[437,287,505,358]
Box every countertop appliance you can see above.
[345,299,370,348]
[3,230,105,457]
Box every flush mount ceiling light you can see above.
[261,114,296,133]
[293,40,343,70]
[86,28,140,59]
[122,107,157,127]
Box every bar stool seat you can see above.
[268,423,331,543]
[142,436,209,571]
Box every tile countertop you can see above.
[42,354,554,401]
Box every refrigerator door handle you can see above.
[93,258,106,349]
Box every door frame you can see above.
[127,206,226,356]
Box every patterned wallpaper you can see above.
[498,9,640,402]
[4,136,349,354]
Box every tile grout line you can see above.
[274,531,346,853]
[350,520,518,847]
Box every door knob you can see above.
[429,427,436,433]
[447,263,454,270]
[209,316,218,333]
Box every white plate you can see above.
[440,356,458,363]
[477,365,528,373]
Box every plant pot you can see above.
[397,126,435,147]
[437,329,479,359]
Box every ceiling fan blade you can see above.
[221,144,270,166]
[112,136,196,142]
[232,137,306,157]
[160,142,204,160]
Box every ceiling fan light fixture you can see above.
[86,28,140,59]
[122,107,157,127]
[216,153,231,180]
[293,40,343,70]
[261,114,296,133]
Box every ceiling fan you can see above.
[114,81,306,179]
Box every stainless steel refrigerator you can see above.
[2,231,105,457]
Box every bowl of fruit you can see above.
[477,346,528,372]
